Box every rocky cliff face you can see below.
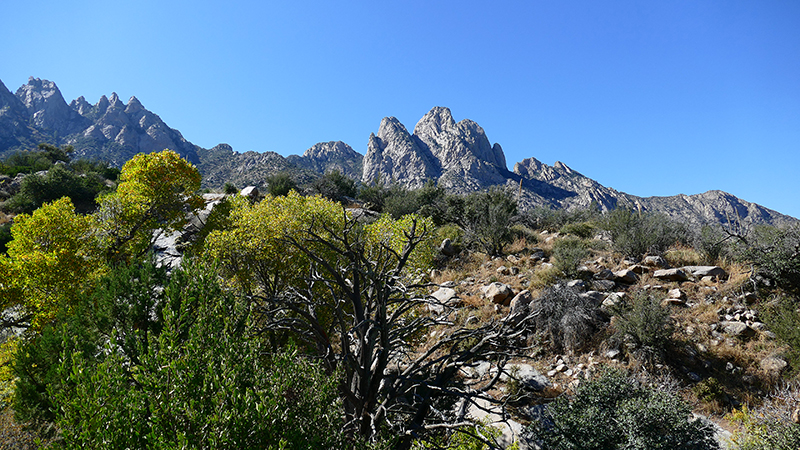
[0,77,199,166]
[362,107,509,192]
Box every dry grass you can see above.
[665,244,705,267]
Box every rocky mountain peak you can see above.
[108,92,123,110]
[69,96,93,116]
[13,77,84,134]
[95,95,110,116]
[285,141,363,179]
[125,96,144,114]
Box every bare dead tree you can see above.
[249,213,528,449]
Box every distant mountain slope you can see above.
[0,77,795,227]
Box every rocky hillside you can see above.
[0,77,795,228]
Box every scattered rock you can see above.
[581,291,605,306]
[628,264,649,275]
[719,321,756,338]
[668,288,686,300]
[482,282,513,306]
[602,292,626,309]
[681,265,728,280]
[653,268,689,282]
[760,356,788,376]
[567,279,587,290]
[644,255,669,268]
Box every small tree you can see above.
[93,149,203,262]
[459,188,517,256]
[527,284,606,354]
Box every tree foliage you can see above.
[93,149,202,262]
[0,198,100,328]
[600,208,686,258]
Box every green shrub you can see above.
[600,208,686,259]
[529,284,605,353]
[312,169,357,203]
[739,225,800,295]
[265,171,297,197]
[694,225,730,264]
[559,221,596,239]
[761,296,800,378]
[552,236,590,279]
[529,368,719,450]
[609,291,674,363]
[5,164,109,214]
[460,188,517,256]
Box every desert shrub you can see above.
[761,296,800,377]
[551,236,590,279]
[413,421,517,449]
[693,377,727,406]
[460,188,517,256]
[520,206,600,232]
[694,225,730,264]
[559,221,596,239]
[529,284,606,353]
[728,383,800,450]
[47,261,349,449]
[312,169,357,203]
[223,181,238,194]
[0,150,52,177]
[739,224,800,295]
[665,245,704,267]
[609,291,674,363]
[265,171,297,196]
[529,368,719,450]
[600,208,686,259]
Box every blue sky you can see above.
[2,1,799,218]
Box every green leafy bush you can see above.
[551,236,590,279]
[609,291,674,363]
[529,368,719,450]
[265,171,297,196]
[460,188,517,256]
[600,208,686,259]
[761,296,800,377]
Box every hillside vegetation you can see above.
[0,152,799,449]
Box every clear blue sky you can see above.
[2,1,799,218]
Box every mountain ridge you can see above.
[0,77,795,228]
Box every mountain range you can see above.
[1,77,796,228]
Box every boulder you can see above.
[602,292,626,309]
[719,321,756,338]
[439,238,456,256]
[681,265,728,280]
[500,363,551,391]
[592,279,616,291]
[504,290,533,326]
[653,268,689,282]
[644,255,670,268]
[759,356,788,376]
[482,282,513,306]
[239,185,259,199]
[594,268,615,280]
[614,269,638,284]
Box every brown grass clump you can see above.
[665,244,705,267]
